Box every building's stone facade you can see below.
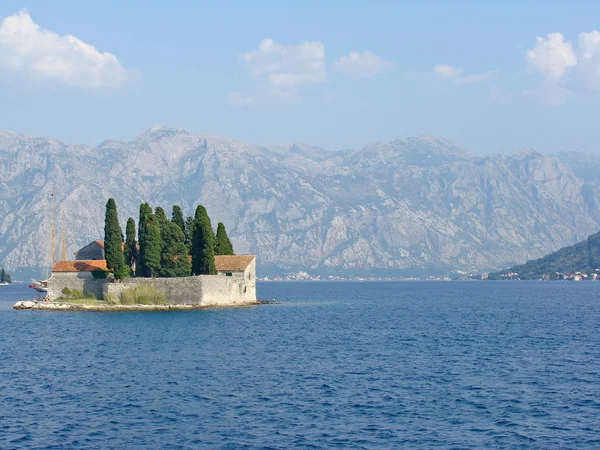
[103,273,256,306]
[47,272,107,299]
[215,257,256,297]
[75,241,105,260]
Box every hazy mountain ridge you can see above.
[1,126,599,278]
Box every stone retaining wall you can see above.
[47,272,106,300]
[103,274,256,306]
[49,272,256,306]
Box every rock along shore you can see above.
[13,301,261,312]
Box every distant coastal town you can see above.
[261,229,600,282]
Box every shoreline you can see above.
[13,300,262,312]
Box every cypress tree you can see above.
[172,205,185,233]
[124,218,138,277]
[215,222,234,255]
[104,198,126,280]
[136,203,152,277]
[145,213,162,277]
[155,207,168,229]
[191,205,216,275]
[0,267,10,283]
[159,221,191,277]
[185,216,195,254]
[137,203,161,277]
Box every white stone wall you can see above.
[48,272,106,300]
[49,258,257,306]
[197,273,256,306]
[103,272,257,306]
[244,259,256,301]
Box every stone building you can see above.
[215,255,255,277]
[47,260,109,300]
[48,242,257,306]
[214,254,256,297]
[75,240,105,260]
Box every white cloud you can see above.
[333,51,394,78]
[434,64,495,84]
[227,92,255,105]
[578,30,600,60]
[240,38,326,100]
[0,10,131,89]
[435,64,462,80]
[523,30,600,104]
[525,32,577,80]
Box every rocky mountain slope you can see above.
[553,152,600,187]
[1,126,599,278]
[489,231,600,280]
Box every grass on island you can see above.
[58,288,105,305]
[105,284,170,306]
[57,284,169,306]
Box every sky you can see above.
[1,0,600,154]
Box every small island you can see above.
[15,199,257,310]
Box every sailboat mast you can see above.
[51,194,55,268]
[61,205,67,261]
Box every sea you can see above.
[1,281,599,449]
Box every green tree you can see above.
[155,207,168,228]
[191,205,216,275]
[145,214,162,277]
[124,218,138,277]
[104,198,127,280]
[185,216,195,254]
[0,267,11,283]
[136,203,152,276]
[172,205,185,233]
[215,222,234,255]
[137,203,161,277]
[159,221,192,277]
[587,231,600,269]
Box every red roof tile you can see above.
[214,255,255,272]
[52,260,108,273]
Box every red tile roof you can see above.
[214,255,255,272]
[52,260,108,273]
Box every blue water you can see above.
[1,281,600,449]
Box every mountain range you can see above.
[1,126,599,279]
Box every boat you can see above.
[29,280,48,293]
[0,282,9,286]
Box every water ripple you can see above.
[1,281,600,448]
